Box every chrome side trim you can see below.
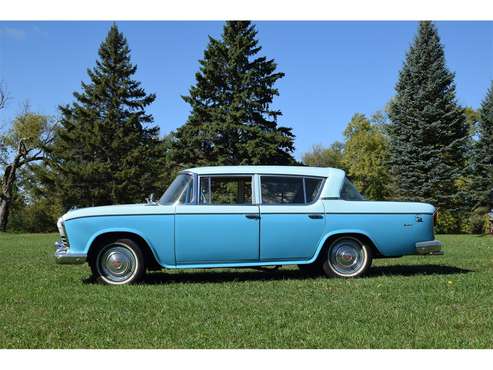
[54,240,86,265]
[415,240,443,255]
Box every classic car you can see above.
[55,166,443,285]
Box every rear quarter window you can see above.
[340,178,364,201]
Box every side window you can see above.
[305,177,324,203]
[261,176,305,204]
[340,178,364,201]
[199,176,252,205]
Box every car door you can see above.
[175,175,260,264]
[259,175,326,261]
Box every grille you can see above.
[61,235,69,248]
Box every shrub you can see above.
[458,207,491,235]
[435,209,462,234]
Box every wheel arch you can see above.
[87,229,161,270]
[313,230,382,262]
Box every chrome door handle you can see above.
[308,214,323,219]
[245,214,260,220]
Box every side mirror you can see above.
[146,193,156,205]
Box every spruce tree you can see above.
[388,21,468,210]
[170,21,295,168]
[472,81,493,209]
[43,24,163,208]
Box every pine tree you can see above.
[43,24,164,208]
[388,21,468,210]
[169,21,295,168]
[472,81,493,209]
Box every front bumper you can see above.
[54,240,87,264]
[415,240,444,255]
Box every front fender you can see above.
[63,215,174,266]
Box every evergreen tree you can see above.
[472,81,493,209]
[388,21,468,210]
[169,21,295,168]
[43,24,164,208]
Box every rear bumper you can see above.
[415,240,444,255]
[54,240,86,264]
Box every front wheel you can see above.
[322,237,372,278]
[91,238,145,285]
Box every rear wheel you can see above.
[322,236,372,278]
[90,238,145,285]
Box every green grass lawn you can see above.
[0,233,492,348]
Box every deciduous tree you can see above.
[0,108,54,231]
[302,142,345,169]
[342,113,392,200]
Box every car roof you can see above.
[183,165,344,178]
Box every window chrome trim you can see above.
[302,177,307,204]
[253,174,261,205]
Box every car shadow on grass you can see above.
[367,264,472,278]
[134,264,472,285]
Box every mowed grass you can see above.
[0,233,492,348]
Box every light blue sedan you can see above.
[55,166,443,285]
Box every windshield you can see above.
[159,173,194,205]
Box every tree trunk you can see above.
[0,197,10,232]
[0,141,25,232]
[0,164,16,232]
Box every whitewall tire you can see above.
[322,236,372,278]
[91,238,145,285]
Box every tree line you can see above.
[304,22,493,233]
[0,21,492,233]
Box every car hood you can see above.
[62,203,175,221]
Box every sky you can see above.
[0,21,492,159]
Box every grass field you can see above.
[0,233,492,348]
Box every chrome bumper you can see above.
[415,240,444,255]
[54,240,86,264]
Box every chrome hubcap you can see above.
[98,244,137,283]
[329,238,365,275]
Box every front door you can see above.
[259,175,326,261]
[175,175,260,264]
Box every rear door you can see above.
[259,175,326,261]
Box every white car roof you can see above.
[183,165,344,178]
